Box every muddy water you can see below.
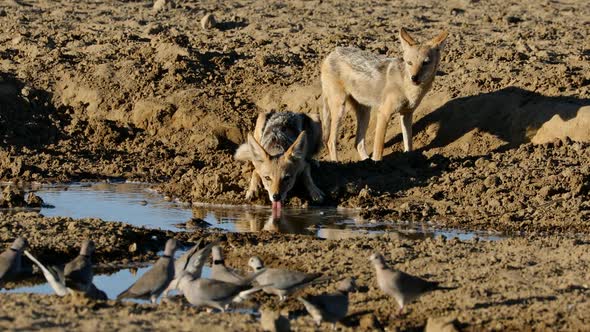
[33,182,503,241]
[2,182,501,310]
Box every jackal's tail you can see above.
[320,94,330,145]
[234,142,252,161]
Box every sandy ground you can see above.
[1,0,590,330]
[1,215,590,331]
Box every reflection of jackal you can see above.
[321,28,448,161]
[234,111,324,208]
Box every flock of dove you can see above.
[0,237,450,329]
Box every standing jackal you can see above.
[321,28,448,161]
[234,111,324,212]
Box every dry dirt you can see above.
[1,216,590,331]
[1,0,589,330]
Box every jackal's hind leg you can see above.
[352,100,370,160]
[327,97,346,161]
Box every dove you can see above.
[177,269,267,311]
[117,238,178,304]
[248,256,326,301]
[63,239,95,292]
[210,245,249,285]
[0,237,27,286]
[369,252,447,314]
[298,277,356,328]
[25,250,107,300]
[163,238,217,297]
[24,250,69,296]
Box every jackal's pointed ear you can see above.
[247,133,270,163]
[284,131,307,161]
[399,28,417,51]
[428,30,449,50]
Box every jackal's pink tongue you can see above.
[272,201,282,211]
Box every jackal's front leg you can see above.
[400,112,413,152]
[303,163,324,203]
[245,170,261,200]
[372,98,402,161]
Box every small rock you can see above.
[425,316,459,332]
[11,35,23,45]
[200,13,216,30]
[260,309,290,332]
[26,192,44,207]
[538,186,554,199]
[128,243,138,253]
[483,175,501,188]
[152,0,170,12]
[359,313,382,331]
[20,86,31,97]
[138,200,148,206]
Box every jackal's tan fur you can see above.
[321,28,448,161]
[234,111,324,205]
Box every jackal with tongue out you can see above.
[234,111,324,212]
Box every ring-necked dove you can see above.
[25,250,107,299]
[210,245,249,285]
[298,277,356,328]
[163,238,217,297]
[24,250,69,296]
[248,256,327,301]
[117,238,178,304]
[64,239,95,292]
[177,268,267,311]
[0,237,27,286]
[370,252,448,314]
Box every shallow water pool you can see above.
[31,182,503,241]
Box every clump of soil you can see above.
[0,186,44,208]
[0,212,174,265]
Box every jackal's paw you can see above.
[245,190,256,201]
[309,187,325,203]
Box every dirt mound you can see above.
[0,0,589,231]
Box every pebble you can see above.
[153,0,167,12]
[200,13,216,30]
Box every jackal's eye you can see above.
[423,59,430,65]
[283,174,291,180]
[264,176,271,181]
[406,61,413,66]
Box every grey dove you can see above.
[248,256,326,301]
[370,252,447,314]
[210,245,249,285]
[163,238,217,297]
[25,250,107,299]
[64,239,95,292]
[0,237,27,286]
[117,238,178,303]
[177,268,267,311]
[298,277,356,328]
[24,250,68,296]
